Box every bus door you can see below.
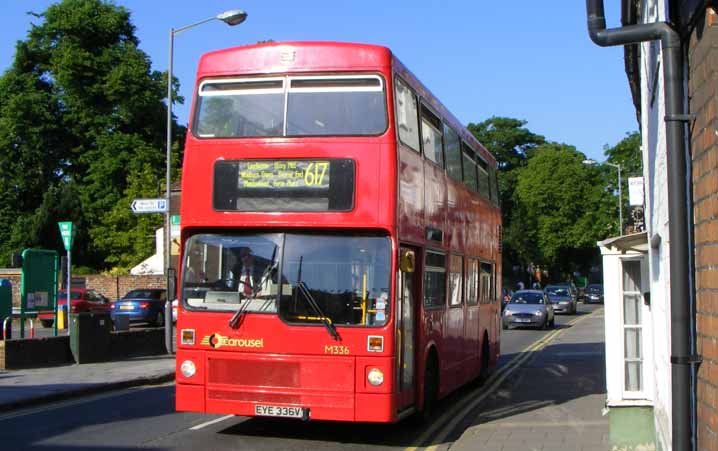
[396,247,418,411]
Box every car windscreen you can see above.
[509,293,544,304]
[181,232,391,327]
[194,75,387,138]
[545,287,570,296]
[586,285,603,292]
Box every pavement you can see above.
[449,307,608,451]
[0,354,175,411]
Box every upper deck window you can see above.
[196,78,285,138]
[394,78,420,152]
[194,75,387,138]
[421,105,444,167]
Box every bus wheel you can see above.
[421,355,438,422]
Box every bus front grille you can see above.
[208,358,301,387]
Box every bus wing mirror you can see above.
[400,250,415,273]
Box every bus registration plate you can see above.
[255,405,304,419]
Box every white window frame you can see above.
[620,256,650,400]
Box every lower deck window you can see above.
[181,232,390,327]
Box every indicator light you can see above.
[367,335,384,352]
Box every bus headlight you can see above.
[367,368,384,386]
[180,360,196,378]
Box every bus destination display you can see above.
[214,159,355,212]
[238,160,330,190]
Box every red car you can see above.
[38,288,112,328]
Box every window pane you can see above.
[478,166,490,199]
[395,79,420,151]
[422,118,444,166]
[449,255,463,306]
[624,294,641,325]
[287,90,386,136]
[196,92,285,138]
[182,233,284,313]
[625,361,642,391]
[623,260,641,292]
[279,234,391,326]
[463,151,478,191]
[444,125,462,182]
[424,253,446,308]
[466,259,478,305]
[625,328,642,359]
[480,262,493,304]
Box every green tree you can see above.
[513,143,614,276]
[468,117,545,171]
[0,0,184,269]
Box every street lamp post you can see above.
[165,9,247,354]
[583,159,623,236]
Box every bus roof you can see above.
[198,41,393,76]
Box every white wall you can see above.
[639,0,672,449]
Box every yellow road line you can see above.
[414,308,603,451]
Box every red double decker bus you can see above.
[175,41,502,423]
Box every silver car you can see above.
[502,290,555,330]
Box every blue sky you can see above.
[0,1,636,161]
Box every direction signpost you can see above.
[131,198,168,214]
[131,199,174,354]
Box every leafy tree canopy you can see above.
[0,0,184,270]
[513,142,615,275]
[468,117,545,171]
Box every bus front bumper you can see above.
[175,350,396,422]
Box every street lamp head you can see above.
[217,9,247,26]
[582,159,597,166]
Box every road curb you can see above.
[0,371,175,413]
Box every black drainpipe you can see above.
[585,1,695,450]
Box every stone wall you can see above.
[689,7,718,451]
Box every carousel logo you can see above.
[200,333,264,349]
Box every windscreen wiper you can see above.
[295,256,341,341]
[252,244,278,297]
[229,244,277,329]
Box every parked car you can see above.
[38,288,112,328]
[584,284,604,304]
[111,289,168,327]
[502,290,554,330]
[544,284,577,314]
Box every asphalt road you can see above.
[0,303,604,450]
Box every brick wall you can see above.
[690,7,718,451]
[0,270,166,307]
[84,275,166,301]
[0,270,22,308]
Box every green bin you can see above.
[69,312,111,363]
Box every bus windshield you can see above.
[194,75,387,138]
[181,232,391,327]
